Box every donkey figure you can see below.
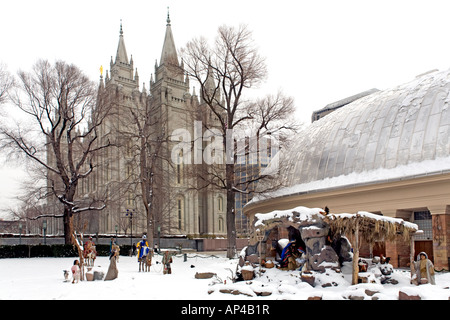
[139,247,154,272]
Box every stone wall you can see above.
[432,213,450,270]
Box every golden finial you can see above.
[100,65,103,76]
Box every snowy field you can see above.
[1,252,450,301]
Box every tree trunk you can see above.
[64,207,74,245]
[147,200,154,248]
[71,233,85,281]
[226,164,236,259]
[410,234,417,284]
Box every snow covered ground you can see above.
[1,252,449,300]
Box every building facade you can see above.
[47,16,227,240]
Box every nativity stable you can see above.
[240,206,419,285]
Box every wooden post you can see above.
[352,223,359,285]
[72,233,85,281]
[409,230,423,285]
[410,234,416,282]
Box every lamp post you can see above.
[42,220,47,245]
[126,209,133,248]
[115,225,118,243]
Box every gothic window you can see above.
[126,140,131,157]
[218,196,224,212]
[106,213,110,232]
[177,150,183,184]
[127,164,133,179]
[127,193,134,207]
[218,217,224,232]
[105,163,110,181]
[177,197,185,231]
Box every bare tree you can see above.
[0,63,14,106]
[181,25,300,258]
[0,59,113,244]
[114,92,176,246]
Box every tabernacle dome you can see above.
[245,68,450,270]
[282,68,450,189]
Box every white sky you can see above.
[1,0,450,217]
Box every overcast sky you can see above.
[1,0,450,217]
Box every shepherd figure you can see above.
[137,235,150,272]
[162,251,173,274]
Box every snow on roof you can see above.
[255,68,450,204]
[252,206,418,243]
[254,206,325,228]
[329,211,418,232]
[252,155,450,203]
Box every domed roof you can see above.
[278,68,450,191]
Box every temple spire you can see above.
[160,9,178,66]
[115,20,129,64]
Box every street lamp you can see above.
[126,209,133,248]
[115,225,118,243]
[42,220,47,245]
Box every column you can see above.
[429,205,450,271]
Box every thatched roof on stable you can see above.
[323,211,419,244]
[250,206,419,245]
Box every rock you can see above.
[379,264,393,275]
[321,281,338,288]
[307,295,322,300]
[195,272,216,279]
[365,289,379,297]
[245,254,259,264]
[358,273,377,284]
[253,289,272,296]
[299,222,329,240]
[348,295,365,300]
[301,272,315,287]
[241,269,254,281]
[399,290,421,300]
[309,245,340,272]
[219,288,253,297]
[332,236,353,264]
[381,277,398,285]
[389,279,399,285]
[93,271,104,280]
